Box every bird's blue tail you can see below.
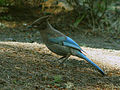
[75,51,105,75]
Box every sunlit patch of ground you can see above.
[0,41,120,89]
[84,47,120,70]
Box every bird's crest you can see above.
[27,15,51,29]
[31,15,51,26]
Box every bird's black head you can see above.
[27,15,51,30]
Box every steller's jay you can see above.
[27,16,105,75]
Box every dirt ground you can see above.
[0,11,120,89]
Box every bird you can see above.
[27,15,105,75]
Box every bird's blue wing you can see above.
[49,36,85,52]
[63,36,85,52]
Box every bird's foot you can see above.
[58,59,68,67]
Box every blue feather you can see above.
[75,51,105,75]
[63,36,84,52]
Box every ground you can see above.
[0,10,120,89]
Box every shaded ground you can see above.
[0,9,120,89]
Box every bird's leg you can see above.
[58,54,70,66]
[53,56,66,63]
[52,56,65,63]
[58,56,66,61]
